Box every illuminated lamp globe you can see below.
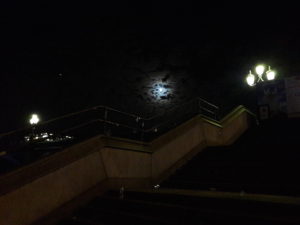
[255,65,265,76]
[246,71,255,86]
[29,114,40,125]
[266,70,276,80]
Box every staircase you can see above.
[161,118,300,196]
[2,101,279,225]
[54,118,300,225]
[0,98,219,175]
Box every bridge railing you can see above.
[141,98,219,140]
[0,97,219,153]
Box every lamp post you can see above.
[29,114,40,139]
[245,65,280,120]
[246,65,276,86]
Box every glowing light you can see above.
[266,70,276,80]
[154,184,160,189]
[29,114,40,125]
[245,65,277,86]
[255,65,265,76]
[42,133,48,138]
[246,71,255,86]
[147,73,175,102]
[150,82,171,101]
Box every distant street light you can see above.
[29,114,40,125]
[246,65,276,86]
[29,114,40,139]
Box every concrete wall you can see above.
[203,121,223,145]
[0,151,106,225]
[101,147,151,178]
[151,118,205,178]
[0,106,254,225]
[222,111,249,145]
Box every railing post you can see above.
[140,120,145,142]
[103,107,109,136]
[104,107,108,121]
[198,98,202,115]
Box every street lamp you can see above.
[246,70,256,86]
[29,114,39,125]
[29,114,40,139]
[246,65,276,86]
[266,69,276,81]
[255,65,265,82]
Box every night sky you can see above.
[1,3,300,133]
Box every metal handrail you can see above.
[0,106,142,138]
[0,98,218,138]
[61,119,144,134]
[0,97,219,152]
[145,98,218,121]
[197,97,219,109]
[99,106,141,119]
[201,107,217,115]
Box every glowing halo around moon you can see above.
[149,82,173,101]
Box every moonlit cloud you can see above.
[145,71,175,103]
